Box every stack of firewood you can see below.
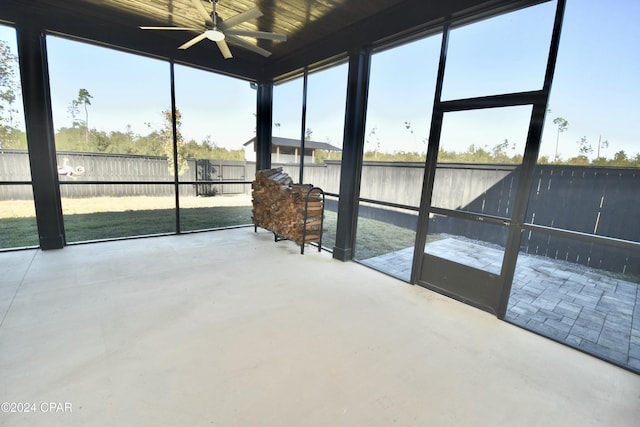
[252,168,323,245]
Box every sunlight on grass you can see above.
[4,196,425,262]
[0,195,254,247]
[0,195,419,256]
[0,198,39,248]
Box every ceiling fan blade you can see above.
[216,39,233,59]
[178,33,207,49]
[219,8,263,30]
[224,29,286,42]
[140,26,200,31]
[225,34,271,57]
[190,0,213,26]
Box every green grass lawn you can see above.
[0,206,254,248]
[64,206,253,242]
[0,207,417,260]
[0,217,40,248]
[320,210,417,260]
[354,215,417,260]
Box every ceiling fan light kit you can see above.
[139,0,287,59]
[205,29,225,41]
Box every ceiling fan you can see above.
[139,0,286,59]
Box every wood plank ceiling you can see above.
[1,0,536,82]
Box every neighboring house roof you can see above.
[243,136,342,152]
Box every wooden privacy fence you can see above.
[194,159,247,196]
[0,150,250,199]
[522,166,639,275]
[2,150,638,275]
[281,161,639,275]
[427,164,640,276]
[57,151,182,198]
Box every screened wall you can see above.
[355,34,441,281]
[0,24,37,249]
[270,63,348,251]
[505,0,640,372]
[43,36,256,243]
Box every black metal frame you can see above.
[169,61,181,234]
[413,0,568,317]
[56,180,253,186]
[256,82,273,171]
[0,181,32,186]
[301,187,325,255]
[357,198,420,213]
[522,223,640,253]
[298,69,308,185]
[17,23,65,249]
[332,48,370,261]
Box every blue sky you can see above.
[1,0,638,160]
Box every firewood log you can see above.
[252,169,324,247]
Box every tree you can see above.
[0,40,20,148]
[67,99,80,127]
[552,117,568,162]
[596,135,609,159]
[403,120,429,153]
[54,126,85,151]
[365,127,380,159]
[492,139,512,163]
[162,108,188,176]
[610,150,628,166]
[537,155,551,164]
[568,154,590,165]
[461,144,492,163]
[404,121,414,140]
[577,136,593,158]
[135,129,165,156]
[77,89,93,144]
[68,88,93,145]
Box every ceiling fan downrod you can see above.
[206,0,225,41]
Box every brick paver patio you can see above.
[361,237,640,373]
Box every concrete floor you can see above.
[1,228,639,427]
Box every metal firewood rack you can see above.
[300,186,324,254]
[254,186,325,255]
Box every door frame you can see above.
[410,0,567,317]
